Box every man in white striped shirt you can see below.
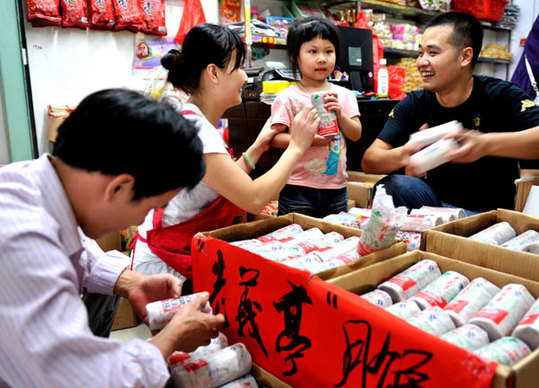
[0,89,224,387]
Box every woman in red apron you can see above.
[130,23,320,292]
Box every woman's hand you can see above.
[252,117,287,152]
[288,105,319,152]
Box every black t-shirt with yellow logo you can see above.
[378,75,539,212]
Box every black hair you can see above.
[161,23,245,94]
[53,89,205,200]
[286,16,341,77]
[424,11,483,68]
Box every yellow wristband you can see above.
[242,152,256,170]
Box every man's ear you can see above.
[104,174,135,202]
[461,47,474,67]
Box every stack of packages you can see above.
[359,259,539,367]
[145,295,258,388]
[230,186,404,275]
[396,57,423,93]
[468,222,539,254]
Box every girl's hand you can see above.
[253,118,286,152]
[324,92,342,118]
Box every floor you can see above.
[110,323,152,343]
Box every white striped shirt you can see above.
[0,155,169,387]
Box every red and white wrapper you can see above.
[512,297,539,350]
[311,92,339,137]
[443,277,501,327]
[400,215,443,232]
[410,206,466,223]
[407,306,456,336]
[219,374,259,388]
[395,231,421,251]
[323,213,362,229]
[409,271,470,310]
[256,224,303,243]
[170,343,252,388]
[314,236,361,262]
[378,259,442,303]
[146,293,212,331]
[469,221,516,245]
[501,230,539,252]
[440,324,490,351]
[361,289,393,308]
[474,337,531,367]
[385,299,421,320]
[469,283,535,341]
[348,207,372,218]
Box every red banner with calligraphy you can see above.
[192,235,497,387]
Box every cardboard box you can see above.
[252,364,291,388]
[346,170,386,208]
[422,209,539,280]
[327,250,539,388]
[515,176,539,212]
[192,225,501,386]
[111,297,139,331]
[199,212,406,281]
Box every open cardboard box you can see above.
[248,199,357,222]
[199,212,406,281]
[194,222,505,386]
[327,250,539,388]
[515,177,539,213]
[422,209,539,280]
[346,171,386,208]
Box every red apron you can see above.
[130,109,243,279]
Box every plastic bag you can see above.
[174,0,206,45]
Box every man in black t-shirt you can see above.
[361,12,539,214]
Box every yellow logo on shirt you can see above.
[389,108,395,118]
[521,99,536,112]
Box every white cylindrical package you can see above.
[409,138,460,174]
[474,337,531,367]
[189,332,229,360]
[469,283,535,341]
[310,91,339,137]
[218,374,259,388]
[172,343,253,388]
[443,277,501,326]
[500,230,539,252]
[230,239,263,248]
[348,207,372,218]
[295,231,345,254]
[523,241,539,254]
[266,245,307,262]
[400,215,443,232]
[281,228,324,247]
[410,206,466,222]
[440,323,490,351]
[323,213,362,229]
[409,271,470,310]
[512,298,539,350]
[242,241,284,258]
[408,120,463,148]
[407,306,456,336]
[385,299,421,320]
[281,252,324,270]
[256,224,303,243]
[361,289,393,308]
[395,231,422,251]
[378,259,442,303]
[314,236,361,261]
[146,293,212,331]
[468,222,516,245]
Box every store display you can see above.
[440,324,490,351]
[444,277,501,326]
[469,284,535,341]
[511,298,539,350]
[475,337,531,367]
[409,270,470,310]
[378,259,442,303]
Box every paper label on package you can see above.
[444,299,469,314]
[518,313,539,326]
[415,290,447,308]
[475,307,509,324]
[389,275,416,291]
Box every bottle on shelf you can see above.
[377,58,389,98]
